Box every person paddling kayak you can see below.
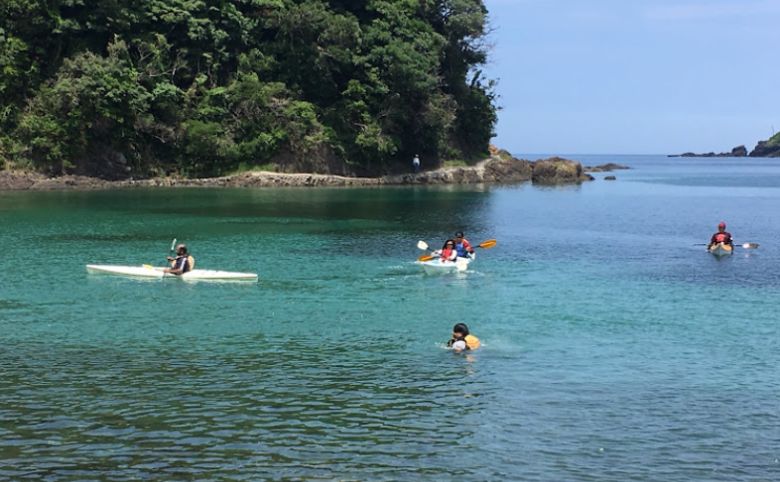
[447,323,480,352]
[454,231,475,258]
[707,222,733,250]
[165,244,194,275]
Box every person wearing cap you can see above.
[453,231,475,259]
[412,154,421,173]
[165,244,194,275]
[707,222,733,250]
[447,323,481,352]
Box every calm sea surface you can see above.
[1,155,778,481]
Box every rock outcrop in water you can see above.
[585,163,630,172]
[672,133,780,158]
[382,150,533,185]
[672,145,748,157]
[749,133,780,157]
[0,152,596,190]
[531,157,594,184]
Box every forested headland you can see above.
[0,0,497,179]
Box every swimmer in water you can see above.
[447,323,480,352]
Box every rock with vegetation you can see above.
[585,163,630,172]
[483,153,533,182]
[531,157,593,184]
[674,145,747,157]
[383,153,532,185]
[0,0,497,179]
[749,133,780,157]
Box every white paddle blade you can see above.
[417,240,429,251]
[170,238,177,251]
[742,242,759,249]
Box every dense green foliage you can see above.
[0,0,497,177]
[765,132,780,147]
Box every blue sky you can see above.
[482,0,780,154]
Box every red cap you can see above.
[718,221,726,229]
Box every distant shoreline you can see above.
[0,154,620,191]
[0,155,521,191]
[670,134,780,158]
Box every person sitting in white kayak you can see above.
[707,221,733,250]
[433,239,458,263]
[454,231,475,258]
[165,244,195,275]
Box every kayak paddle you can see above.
[417,240,435,261]
[695,242,759,249]
[159,238,178,276]
[145,239,177,270]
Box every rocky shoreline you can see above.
[0,153,600,191]
[671,134,780,158]
[583,162,630,173]
[671,145,749,158]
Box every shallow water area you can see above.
[1,156,778,481]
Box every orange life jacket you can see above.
[440,247,456,261]
[464,334,480,350]
[448,334,481,350]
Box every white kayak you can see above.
[86,264,258,281]
[417,253,474,273]
[708,243,733,257]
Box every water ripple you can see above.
[1,340,492,480]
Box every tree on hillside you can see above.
[1,0,498,177]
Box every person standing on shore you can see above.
[412,154,421,173]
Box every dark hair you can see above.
[452,323,469,336]
[455,231,464,238]
[177,244,188,254]
[442,239,456,249]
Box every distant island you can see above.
[671,133,780,158]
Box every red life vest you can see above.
[440,247,456,261]
[714,233,730,243]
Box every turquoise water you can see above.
[1,156,778,481]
